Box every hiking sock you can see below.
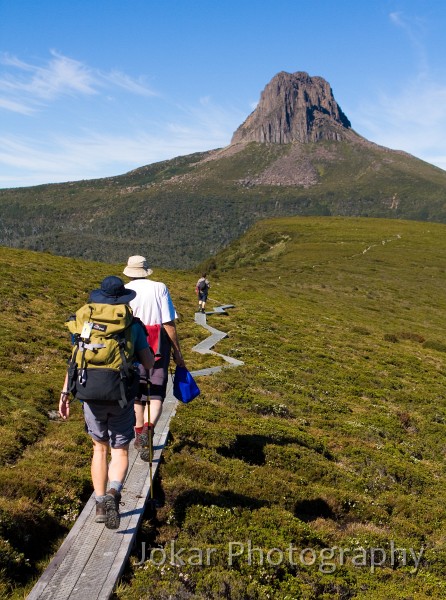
[109,480,123,493]
[134,425,147,449]
[95,494,106,503]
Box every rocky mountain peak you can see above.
[231,71,352,145]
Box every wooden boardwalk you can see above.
[193,306,244,373]
[27,305,243,599]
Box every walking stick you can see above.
[146,398,157,516]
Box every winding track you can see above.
[192,305,244,373]
[27,305,242,600]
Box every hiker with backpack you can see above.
[123,255,186,458]
[58,276,155,529]
[195,273,210,313]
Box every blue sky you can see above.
[1,0,446,188]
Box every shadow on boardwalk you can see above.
[27,304,242,600]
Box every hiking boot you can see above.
[139,424,154,463]
[94,500,106,523]
[134,425,149,450]
[103,489,121,530]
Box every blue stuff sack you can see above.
[173,366,200,403]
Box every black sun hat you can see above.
[89,276,137,305]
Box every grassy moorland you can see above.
[118,217,446,599]
[2,216,446,599]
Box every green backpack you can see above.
[65,303,139,407]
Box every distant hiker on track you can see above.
[195,272,210,313]
[58,276,155,529]
[123,255,186,458]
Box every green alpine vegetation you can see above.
[2,215,446,599]
[1,138,446,269]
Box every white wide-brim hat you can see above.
[123,255,153,278]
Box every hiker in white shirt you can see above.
[123,255,185,457]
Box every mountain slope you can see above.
[1,140,446,270]
[1,72,446,269]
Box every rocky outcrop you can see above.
[231,71,352,145]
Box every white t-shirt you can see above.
[125,279,177,326]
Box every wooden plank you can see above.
[192,311,244,367]
[95,395,178,600]
[191,366,224,376]
[26,496,96,599]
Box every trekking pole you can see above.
[146,398,157,516]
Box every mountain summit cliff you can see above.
[231,71,352,144]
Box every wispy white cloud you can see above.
[171,97,245,144]
[0,97,36,115]
[0,95,242,187]
[101,70,157,97]
[0,51,97,100]
[352,77,446,170]
[349,11,446,171]
[0,46,244,188]
[389,11,429,74]
[0,50,157,114]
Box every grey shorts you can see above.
[83,399,135,448]
[136,353,170,402]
